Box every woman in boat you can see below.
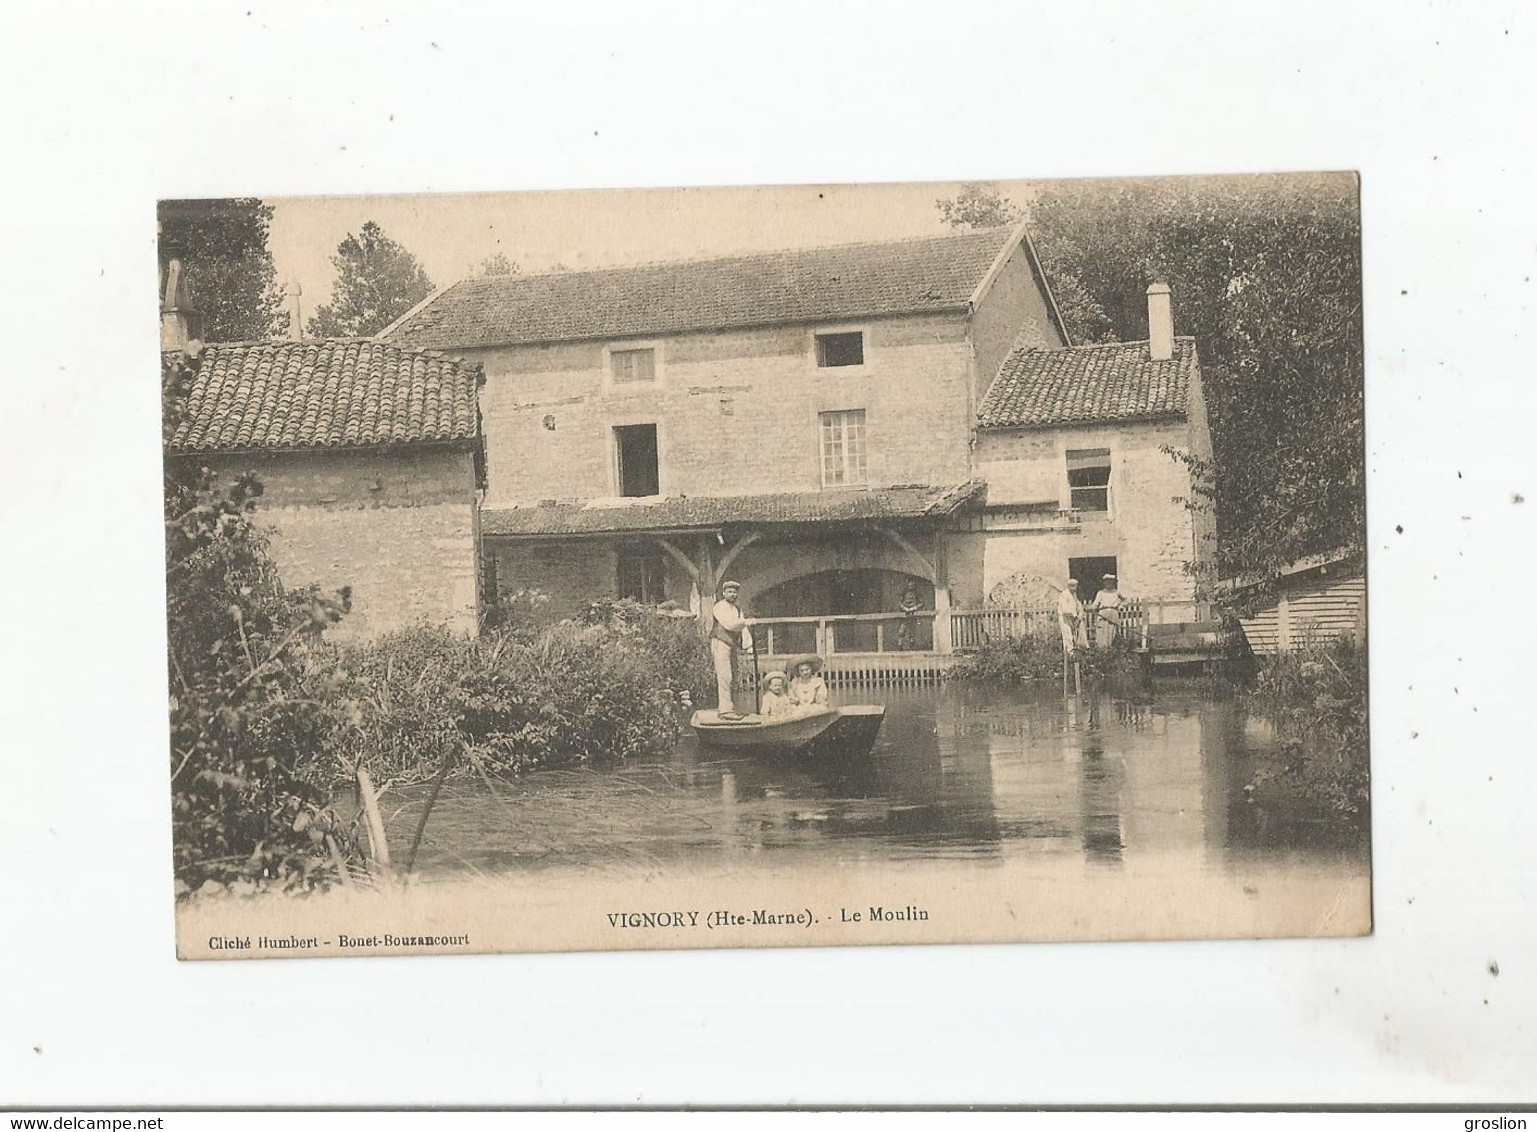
[788,656,829,710]
[759,671,793,717]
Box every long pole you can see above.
[750,627,761,715]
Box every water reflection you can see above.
[387,682,1368,878]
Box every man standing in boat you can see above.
[711,579,754,719]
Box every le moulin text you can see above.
[605,905,931,930]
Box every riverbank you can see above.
[1238,639,1370,824]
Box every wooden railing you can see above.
[753,599,1213,657]
[751,611,937,656]
[949,607,1055,650]
[949,598,1211,651]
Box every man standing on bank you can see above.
[1057,578,1084,655]
[711,579,755,719]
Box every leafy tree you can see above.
[936,182,1021,230]
[307,221,435,337]
[475,251,519,277]
[940,176,1365,584]
[157,198,285,341]
[163,353,359,893]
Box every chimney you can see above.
[285,278,303,340]
[1146,281,1174,362]
[159,255,203,352]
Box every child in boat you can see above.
[788,657,829,709]
[759,671,793,717]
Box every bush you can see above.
[331,623,470,786]
[954,632,1142,684]
[1242,638,1369,820]
[339,609,710,782]
[166,467,360,895]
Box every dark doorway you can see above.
[614,424,659,497]
[617,551,666,604]
[1068,555,1118,601]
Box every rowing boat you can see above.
[689,704,886,758]
[689,706,839,749]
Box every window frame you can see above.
[810,326,870,372]
[616,549,668,605]
[602,341,665,390]
[612,421,662,498]
[1064,446,1113,517]
[819,408,870,489]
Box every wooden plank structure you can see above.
[740,652,959,688]
[1234,564,1365,656]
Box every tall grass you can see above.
[954,631,1142,684]
[1242,638,1369,820]
[335,609,711,785]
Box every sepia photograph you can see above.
[160,174,1370,959]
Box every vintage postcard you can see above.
[161,174,1370,959]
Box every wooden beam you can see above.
[655,537,700,581]
[877,525,937,583]
[656,537,704,618]
[714,530,762,591]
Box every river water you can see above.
[384,682,1369,881]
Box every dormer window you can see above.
[815,331,864,368]
[610,347,657,384]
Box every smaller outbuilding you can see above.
[164,338,486,640]
[1225,552,1366,656]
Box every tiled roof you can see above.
[165,339,482,453]
[385,227,1020,349]
[482,482,987,537]
[977,338,1197,429]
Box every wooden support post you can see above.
[933,587,953,654]
[696,535,717,639]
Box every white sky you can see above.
[268,179,1030,315]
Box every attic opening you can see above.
[815,331,864,368]
[614,424,659,497]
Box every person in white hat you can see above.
[1057,578,1084,653]
[1091,573,1121,646]
[759,670,793,718]
[710,579,754,718]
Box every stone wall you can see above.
[973,418,1202,603]
[970,239,1067,404]
[459,313,978,507]
[193,446,480,640]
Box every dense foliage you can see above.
[954,631,1141,684]
[336,608,709,785]
[165,357,357,893]
[1241,638,1369,821]
[308,221,435,338]
[939,175,1366,585]
[157,198,286,342]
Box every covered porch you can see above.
[479,484,988,677]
